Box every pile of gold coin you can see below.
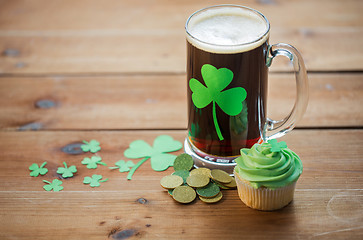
[160,153,236,204]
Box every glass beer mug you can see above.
[184,5,309,173]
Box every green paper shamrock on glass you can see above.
[82,156,107,169]
[83,174,108,187]
[81,140,101,153]
[268,139,287,152]
[109,160,135,172]
[29,162,48,177]
[43,179,63,192]
[57,162,77,178]
[124,135,182,180]
[189,64,247,141]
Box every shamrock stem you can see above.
[212,101,224,141]
[109,167,119,170]
[43,180,51,184]
[127,157,149,180]
[63,162,67,168]
[100,178,108,183]
[40,162,47,168]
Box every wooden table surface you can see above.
[0,0,362,239]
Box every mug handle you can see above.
[263,43,309,141]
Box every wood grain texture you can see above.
[0,73,362,130]
[0,0,362,74]
[1,190,362,240]
[0,0,362,239]
[0,130,362,239]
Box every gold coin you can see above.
[196,182,220,198]
[222,177,237,188]
[212,180,230,190]
[210,169,232,184]
[172,170,190,183]
[186,174,210,188]
[199,191,223,203]
[190,167,211,178]
[160,175,183,189]
[173,153,194,171]
[172,186,196,204]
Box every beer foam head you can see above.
[186,5,270,53]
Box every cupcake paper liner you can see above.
[234,170,297,211]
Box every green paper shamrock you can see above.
[29,162,48,177]
[189,64,247,141]
[43,179,63,192]
[81,156,107,169]
[83,174,108,187]
[57,162,77,178]
[124,135,182,180]
[268,139,287,152]
[109,160,135,172]
[81,140,101,153]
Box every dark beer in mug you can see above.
[187,6,269,157]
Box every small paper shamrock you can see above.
[43,179,63,192]
[189,64,247,141]
[268,139,288,152]
[124,135,182,180]
[109,160,135,172]
[81,140,101,153]
[57,162,77,178]
[81,156,107,169]
[29,162,48,177]
[83,174,108,187]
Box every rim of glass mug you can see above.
[185,5,271,54]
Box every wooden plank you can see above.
[0,73,362,130]
[1,190,362,240]
[0,74,188,130]
[0,129,362,239]
[0,0,362,74]
[0,129,361,190]
[267,73,363,128]
[1,0,361,31]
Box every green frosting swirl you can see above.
[234,142,303,189]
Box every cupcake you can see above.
[234,139,303,211]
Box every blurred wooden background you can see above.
[0,0,362,239]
